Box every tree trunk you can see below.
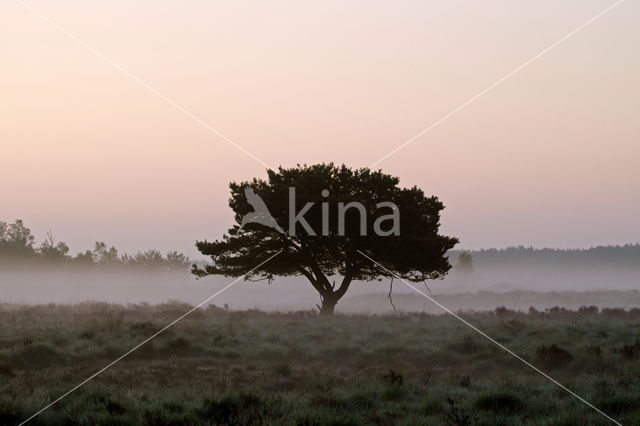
[302,263,352,316]
[319,296,338,315]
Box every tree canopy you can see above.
[194,164,458,314]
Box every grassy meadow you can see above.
[1,302,639,425]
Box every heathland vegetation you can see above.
[1,303,639,425]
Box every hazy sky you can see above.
[1,0,639,257]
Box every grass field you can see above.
[1,302,639,425]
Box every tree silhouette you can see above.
[0,219,36,258]
[193,164,458,314]
[39,231,70,261]
[456,251,474,273]
[92,241,119,264]
[0,218,191,270]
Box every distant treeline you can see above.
[451,244,640,268]
[0,219,190,271]
[3,218,639,271]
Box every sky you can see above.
[1,0,639,257]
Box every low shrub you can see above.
[381,369,404,386]
[162,337,193,355]
[442,398,472,426]
[0,362,15,378]
[473,391,525,414]
[273,362,291,378]
[198,392,275,426]
[536,344,573,369]
[450,335,480,355]
[10,344,66,369]
[598,394,637,415]
[613,341,640,359]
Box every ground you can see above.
[0,303,639,425]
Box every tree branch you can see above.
[334,273,352,300]
[298,267,326,294]
[307,260,333,293]
[388,277,397,313]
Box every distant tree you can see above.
[72,250,95,266]
[0,219,36,258]
[0,219,191,271]
[166,251,190,270]
[456,251,473,273]
[92,241,119,264]
[134,249,164,266]
[39,231,70,261]
[123,249,164,268]
[121,249,190,271]
[193,164,458,315]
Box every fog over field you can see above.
[3,246,638,313]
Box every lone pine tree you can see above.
[193,164,458,315]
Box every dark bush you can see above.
[458,375,471,388]
[11,344,65,369]
[0,362,15,378]
[381,369,404,386]
[601,308,627,318]
[80,330,96,340]
[198,392,270,426]
[587,345,602,359]
[547,307,571,315]
[130,321,157,333]
[92,393,127,416]
[474,391,525,414]
[0,395,26,425]
[273,363,291,378]
[536,344,573,369]
[613,341,640,359]
[598,394,637,415]
[442,398,472,426]
[578,305,599,314]
[143,407,196,426]
[163,337,193,355]
[494,306,515,316]
[450,335,480,355]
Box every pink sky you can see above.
[1,0,639,256]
